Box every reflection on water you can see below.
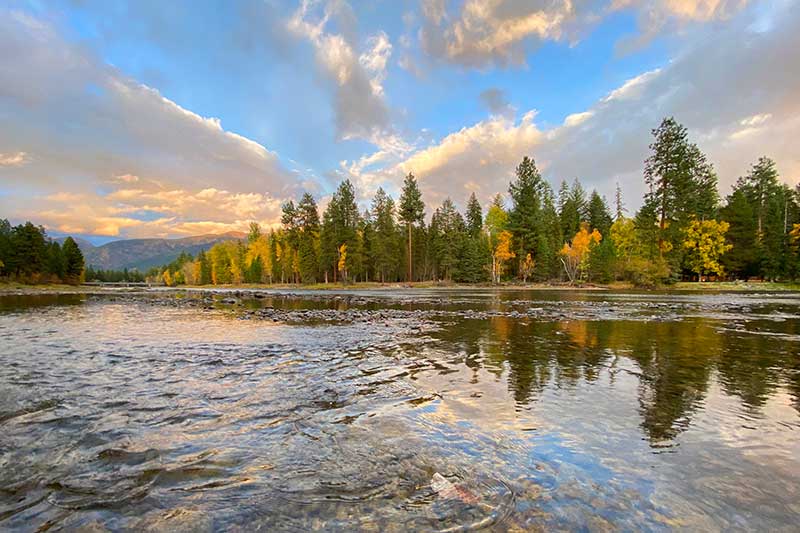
[0,290,799,531]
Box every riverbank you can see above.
[2,279,799,296]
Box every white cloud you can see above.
[0,8,301,237]
[288,0,391,141]
[360,31,393,97]
[420,0,574,67]
[418,0,752,67]
[563,111,595,127]
[354,1,800,209]
[0,151,28,167]
[26,183,286,238]
[602,69,662,102]
[739,113,772,127]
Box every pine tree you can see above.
[430,198,465,281]
[465,192,483,237]
[0,219,11,276]
[281,200,300,283]
[738,157,780,240]
[538,183,562,279]
[508,156,545,274]
[10,222,47,278]
[197,249,212,285]
[45,241,65,280]
[559,178,587,242]
[371,188,399,282]
[62,236,85,283]
[320,180,361,282]
[642,117,719,267]
[297,193,321,283]
[360,209,375,282]
[719,188,757,279]
[399,173,425,282]
[587,191,613,236]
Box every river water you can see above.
[1,289,798,531]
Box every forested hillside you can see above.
[71,232,246,271]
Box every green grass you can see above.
[4,279,798,294]
[672,281,800,291]
[0,281,86,292]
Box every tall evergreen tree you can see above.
[281,200,300,283]
[297,193,321,283]
[197,249,213,285]
[508,156,544,267]
[360,209,375,282]
[720,188,758,279]
[559,178,587,242]
[320,180,361,282]
[45,241,65,279]
[62,236,85,282]
[587,191,613,236]
[642,117,719,265]
[430,198,465,281]
[465,192,483,237]
[737,157,781,241]
[9,222,47,278]
[539,183,562,279]
[398,173,425,282]
[0,219,11,276]
[370,188,400,282]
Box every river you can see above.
[1,288,799,531]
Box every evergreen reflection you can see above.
[431,314,799,445]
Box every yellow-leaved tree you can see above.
[493,230,515,283]
[520,253,535,283]
[337,243,348,283]
[790,224,800,250]
[560,224,602,283]
[682,218,732,280]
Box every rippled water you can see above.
[1,289,799,531]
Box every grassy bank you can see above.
[3,280,799,296]
[672,281,800,291]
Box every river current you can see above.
[1,288,798,531]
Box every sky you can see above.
[1,0,798,243]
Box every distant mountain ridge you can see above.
[57,231,245,271]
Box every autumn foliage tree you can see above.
[492,231,515,283]
[560,224,602,283]
[135,118,800,288]
[682,218,732,280]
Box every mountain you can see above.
[54,236,97,251]
[60,232,245,271]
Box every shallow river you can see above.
[1,289,799,531]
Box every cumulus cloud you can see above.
[288,0,392,141]
[0,8,301,237]
[418,0,751,68]
[354,1,799,209]
[420,0,574,67]
[28,183,285,238]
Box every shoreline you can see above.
[2,280,799,296]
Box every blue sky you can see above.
[1,0,798,241]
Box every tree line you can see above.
[0,220,85,284]
[154,117,800,287]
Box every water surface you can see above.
[1,289,799,531]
